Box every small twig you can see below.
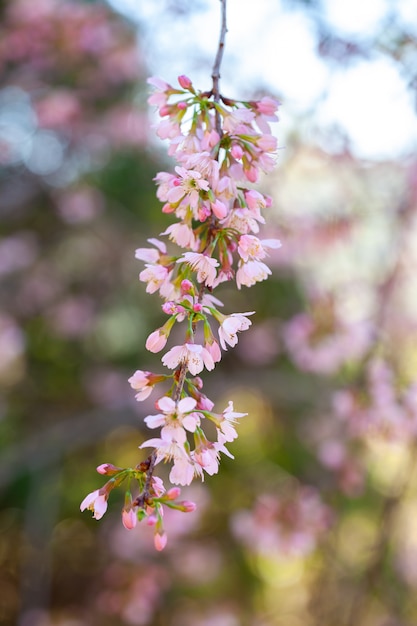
[211,0,227,136]
[135,451,157,508]
[173,362,188,403]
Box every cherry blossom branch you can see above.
[80,4,281,550]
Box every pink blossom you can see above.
[147,76,172,91]
[217,401,247,442]
[238,235,281,261]
[128,369,155,401]
[245,189,267,211]
[80,489,108,520]
[161,222,197,249]
[255,96,280,116]
[140,434,187,463]
[205,339,222,363]
[144,395,200,441]
[217,312,255,350]
[162,343,215,375]
[193,439,233,476]
[236,260,272,289]
[156,119,181,140]
[139,264,169,294]
[170,455,200,485]
[135,238,166,262]
[177,252,219,287]
[167,166,209,210]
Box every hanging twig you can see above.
[211,0,227,135]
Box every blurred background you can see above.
[1,0,417,625]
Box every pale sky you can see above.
[108,0,417,160]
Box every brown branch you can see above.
[211,0,227,136]
[135,450,157,508]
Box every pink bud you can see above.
[178,75,192,89]
[166,487,181,500]
[181,279,193,293]
[231,144,243,159]
[244,165,258,183]
[96,463,121,475]
[265,194,273,208]
[154,532,168,551]
[159,105,170,117]
[211,199,228,219]
[122,508,137,530]
[180,500,197,513]
[162,302,177,315]
[177,101,187,110]
[162,203,175,213]
[145,330,168,353]
[193,303,203,313]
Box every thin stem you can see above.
[135,451,157,508]
[173,363,188,403]
[212,0,227,135]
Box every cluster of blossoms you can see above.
[333,359,417,443]
[231,487,331,558]
[81,75,281,548]
[283,296,373,375]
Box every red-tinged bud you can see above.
[179,500,197,513]
[96,463,122,475]
[166,487,181,500]
[181,279,193,293]
[193,303,203,313]
[177,101,187,110]
[159,105,170,117]
[178,74,192,89]
[154,532,167,551]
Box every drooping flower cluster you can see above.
[81,75,280,548]
[231,487,332,558]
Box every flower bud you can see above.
[154,532,167,551]
[122,508,137,530]
[179,500,197,513]
[166,487,181,500]
[96,463,122,475]
[178,75,192,89]
[181,279,193,293]
[146,330,168,353]
[231,144,243,159]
